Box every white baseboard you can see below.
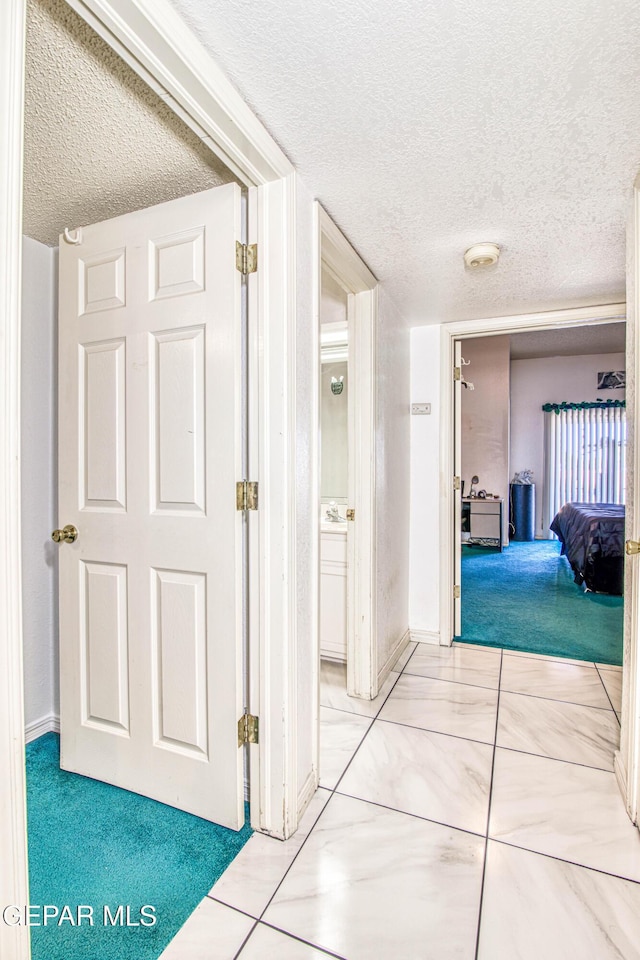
[25,713,59,744]
[378,627,411,685]
[410,629,441,646]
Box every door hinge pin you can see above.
[236,480,258,511]
[238,713,259,746]
[453,584,461,599]
[236,241,257,275]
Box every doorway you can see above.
[23,0,251,825]
[2,0,308,949]
[313,204,378,786]
[439,304,637,811]
[453,323,625,668]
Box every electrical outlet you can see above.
[411,403,431,415]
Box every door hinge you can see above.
[346,508,355,521]
[236,480,258,511]
[453,584,461,599]
[238,713,259,746]
[453,476,461,491]
[236,241,257,275]
[454,366,461,381]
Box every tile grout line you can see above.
[254,663,406,925]
[372,714,496,749]
[492,686,614,712]
[207,896,259,921]
[474,647,504,960]
[368,710,617,775]
[331,788,488,840]
[401,669,499,693]
[328,667,405,796]
[383,662,615,712]
[495,743,617,775]
[594,664,621,727]
[319,702,378,719]
[257,919,348,958]
[491,836,640,888]
[231,917,259,960]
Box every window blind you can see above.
[543,404,626,537]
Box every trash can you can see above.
[510,483,535,541]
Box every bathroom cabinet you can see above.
[320,523,347,660]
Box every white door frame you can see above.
[1,1,305,953]
[313,204,379,704]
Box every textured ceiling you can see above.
[510,322,626,360]
[23,0,235,246]
[168,0,640,324]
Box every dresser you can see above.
[462,497,504,550]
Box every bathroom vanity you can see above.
[320,520,347,661]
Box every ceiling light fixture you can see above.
[464,242,500,269]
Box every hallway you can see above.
[161,642,637,960]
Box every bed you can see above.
[550,502,625,595]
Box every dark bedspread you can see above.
[550,502,625,594]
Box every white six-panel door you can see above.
[57,184,245,829]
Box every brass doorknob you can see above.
[52,524,78,544]
[626,539,640,556]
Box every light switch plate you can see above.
[411,403,431,415]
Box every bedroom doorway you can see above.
[452,321,625,671]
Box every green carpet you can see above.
[458,540,623,665]
[26,733,252,960]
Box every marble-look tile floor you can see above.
[160,642,640,960]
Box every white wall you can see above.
[510,352,626,536]
[320,359,348,500]
[21,236,58,734]
[409,325,442,639]
[461,336,510,543]
[375,287,411,669]
[320,269,349,501]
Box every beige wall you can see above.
[461,335,510,543]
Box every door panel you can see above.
[80,339,127,510]
[58,184,244,829]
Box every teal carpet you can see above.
[26,734,252,960]
[459,540,623,665]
